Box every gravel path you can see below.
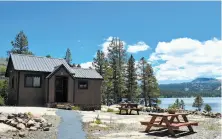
[56,109,86,139]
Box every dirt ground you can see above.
[79,109,222,139]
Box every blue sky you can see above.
[0,2,221,84]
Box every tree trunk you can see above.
[148,96,152,107]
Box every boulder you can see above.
[17,123,26,130]
[15,117,24,123]
[34,123,41,129]
[33,117,46,123]
[29,127,37,131]
[0,115,7,123]
[10,120,18,127]
[27,120,36,127]
[7,114,14,119]
[19,131,26,137]
[47,123,52,127]
[210,113,216,118]
[43,127,49,131]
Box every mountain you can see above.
[159,77,221,97]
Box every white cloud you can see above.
[127,41,150,53]
[80,61,94,69]
[149,38,222,82]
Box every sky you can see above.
[0,1,221,84]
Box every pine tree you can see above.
[93,50,105,76]
[138,57,160,107]
[192,95,204,111]
[174,98,180,108]
[102,60,113,105]
[77,64,81,68]
[65,48,72,65]
[107,37,127,103]
[138,57,148,106]
[46,54,51,58]
[126,54,137,102]
[204,104,212,112]
[8,31,33,55]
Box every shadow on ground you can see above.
[139,128,197,138]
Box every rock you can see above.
[33,117,46,123]
[5,119,13,124]
[27,120,36,127]
[10,120,18,127]
[210,113,216,118]
[34,123,41,129]
[7,114,14,119]
[19,131,26,137]
[47,122,52,127]
[0,115,7,123]
[43,127,49,131]
[16,117,24,123]
[29,127,37,131]
[17,123,26,130]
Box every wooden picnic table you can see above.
[117,103,140,115]
[140,113,198,137]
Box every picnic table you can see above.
[117,103,140,115]
[140,113,198,137]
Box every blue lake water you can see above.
[158,97,222,113]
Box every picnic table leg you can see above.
[145,116,157,132]
[126,109,128,115]
[162,117,176,137]
[182,115,194,132]
[119,109,121,114]
[137,110,139,115]
[129,109,132,115]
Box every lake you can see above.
[158,97,222,113]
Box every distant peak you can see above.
[192,77,218,82]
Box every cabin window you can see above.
[11,76,14,89]
[24,75,41,88]
[78,80,88,89]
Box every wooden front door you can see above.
[55,76,68,102]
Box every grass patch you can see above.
[71,106,81,110]
[107,108,114,112]
[94,119,102,124]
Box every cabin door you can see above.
[55,76,68,102]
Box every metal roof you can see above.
[10,54,103,79]
[72,67,103,79]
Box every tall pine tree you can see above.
[108,37,127,103]
[93,50,105,76]
[138,57,160,107]
[8,31,33,56]
[126,54,137,102]
[102,60,113,105]
[65,48,72,65]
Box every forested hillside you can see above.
[159,78,221,97]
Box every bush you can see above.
[107,108,114,112]
[71,106,80,110]
[0,96,5,106]
[204,104,212,112]
[94,114,102,124]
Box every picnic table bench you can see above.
[140,113,198,137]
[117,103,140,115]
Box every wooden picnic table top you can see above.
[149,113,189,117]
